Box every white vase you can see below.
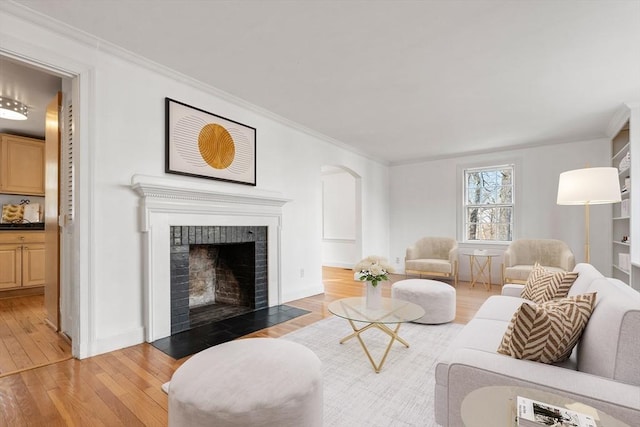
[365,281,383,310]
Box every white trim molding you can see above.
[131,174,290,341]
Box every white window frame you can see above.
[462,164,515,244]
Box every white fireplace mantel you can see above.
[131,174,290,207]
[131,174,290,231]
[130,174,290,341]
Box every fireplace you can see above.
[132,174,289,342]
[170,226,268,334]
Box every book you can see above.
[619,152,631,171]
[619,253,631,272]
[621,199,630,217]
[516,396,597,427]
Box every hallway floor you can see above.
[0,294,72,378]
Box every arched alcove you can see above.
[320,165,362,268]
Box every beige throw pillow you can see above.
[497,293,596,364]
[521,263,578,303]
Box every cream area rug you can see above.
[161,316,464,426]
[282,316,464,427]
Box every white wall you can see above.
[322,171,356,240]
[1,5,613,357]
[1,7,390,357]
[321,169,358,268]
[390,139,612,282]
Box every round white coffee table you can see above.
[328,297,425,373]
[461,385,630,427]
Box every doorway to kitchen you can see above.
[0,54,75,375]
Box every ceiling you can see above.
[5,0,640,163]
[0,57,61,139]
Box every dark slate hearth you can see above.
[150,305,309,359]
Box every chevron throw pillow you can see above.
[497,293,596,364]
[521,263,578,304]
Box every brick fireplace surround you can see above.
[131,174,289,342]
[170,225,268,334]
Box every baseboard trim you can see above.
[89,326,146,358]
[282,284,324,303]
[0,286,44,299]
[322,262,354,269]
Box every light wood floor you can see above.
[0,267,501,425]
[0,295,72,378]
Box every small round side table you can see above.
[459,250,502,290]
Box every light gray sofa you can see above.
[434,263,640,426]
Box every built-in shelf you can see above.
[613,143,630,160]
[611,114,632,286]
[613,265,630,275]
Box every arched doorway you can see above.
[320,165,362,268]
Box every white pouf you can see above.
[392,279,456,324]
[168,338,323,427]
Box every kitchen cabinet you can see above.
[0,232,45,290]
[0,244,21,288]
[0,133,45,196]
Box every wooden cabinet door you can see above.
[0,244,21,289]
[22,243,45,287]
[0,134,45,195]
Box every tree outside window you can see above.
[464,165,513,242]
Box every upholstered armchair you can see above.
[502,238,575,284]
[405,237,458,286]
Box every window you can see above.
[463,165,514,242]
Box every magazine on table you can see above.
[516,396,597,427]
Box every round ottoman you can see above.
[168,338,323,427]
[392,279,456,324]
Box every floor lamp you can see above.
[557,167,621,264]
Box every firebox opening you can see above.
[170,225,268,335]
[188,242,256,327]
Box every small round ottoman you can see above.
[392,279,456,324]
[168,338,323,427]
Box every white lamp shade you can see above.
[557,167,621,205]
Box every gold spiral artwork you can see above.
[198,123,236,169]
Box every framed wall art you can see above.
[165,98,257,186]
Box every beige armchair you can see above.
[502,238,575,284]
[405,237,458,286]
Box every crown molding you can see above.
[2,1,387,166]
[389,136,610,167]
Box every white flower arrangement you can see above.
[354,255,394,287]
